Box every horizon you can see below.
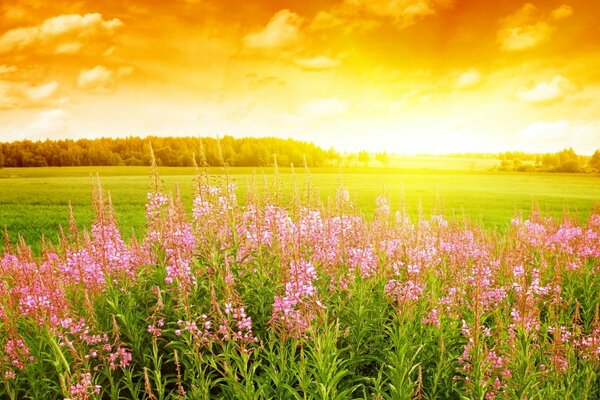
[0,133,596,157]
[1,1,600,154]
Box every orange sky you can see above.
[1,0,599,154]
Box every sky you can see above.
[0,0,599,154]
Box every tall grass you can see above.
[1,167,599,399]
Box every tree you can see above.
[590,150,600,171]
[500,158,511,170]
[358,150,370,168]
[542,153,559,169]
[557,160,579,173]
[326,147,341,167]
[555,148,580,172]
[376,151,390,168]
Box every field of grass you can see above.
[387,155,500,171]
[1,165,599,253]
[1,167,599,399]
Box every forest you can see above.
[0,136,339,168]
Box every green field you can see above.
[1,165,599,253]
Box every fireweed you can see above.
[0,169,599,399]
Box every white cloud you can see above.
[0,80,60,109]
[77,65,115,94]
[0,65,17,74]
[517,75,578,105]
[497,3,572,51]
[455,69,481,90]
[27,109,70,139]
[24,81,59,100]
[499,22,553,51]
[310,1,454,33]
[299,97,350,120]
[346,0,453,25]
[0,13,123,55]
[243,10,302,50]
[343,0,454,28]
[54,42,83,55]
[294,56,340,71]
[551,5,573,21]
[310,11,345,31]
[347,0,430,18]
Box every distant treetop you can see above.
[0,136,340,168]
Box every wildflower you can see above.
[109,347,132,370]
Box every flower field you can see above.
[1,168,599,399]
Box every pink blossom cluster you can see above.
[192,184,238,247]
[512,211,600,260]
[176,303,258,348]
[145,191,198,286]
[574,325,600,361]
[272,260,323,337]
[59,218,134,292]
[67,372,101,400]
[108,347,132,370]
[3,338,33,374]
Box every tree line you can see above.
[0,136,342,168]
[1,136,599,172]
[499,148,600,173]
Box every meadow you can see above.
[1,165,599,254]
[0,164,599,399]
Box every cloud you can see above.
[0,13,123,55]
[0,80,60,109]
[551,5,573,21]
[517,75,578,105]
[24,81,59,100]
[498,23,553,51]
[243,10,302,50]
[455,69,481,90]
[294,56,340,71]
[0,65,17,74]
[76,65,133,94]
[307,0,455,35]
[347,0,452,22]
[247,75,285,89]
[27,109,70,139]
[497,4,573,51]
[77,65,116,94]
[299,97,350,120]
[312,0,454,32]
[346,0,431,18]
[310,10,346,31]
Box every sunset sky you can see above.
[1,0,599,154]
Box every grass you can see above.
[1,165,599,253]
[1,168,599,399]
